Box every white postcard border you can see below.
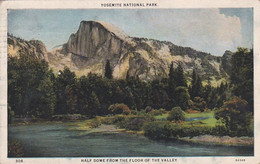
[1,0,260,164]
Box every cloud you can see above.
[127,9,242,56]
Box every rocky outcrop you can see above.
[52,20,229,81]
[222,50,233,75]
[8,35,48,61]
[8,21,232,82]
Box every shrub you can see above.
[113,115,151,131]
[100,117,114,125]
[186,109,200,113]
[127,117,147,131]
[143,121,176,139]
[211,125,229,136]
[215,97,253,136]
[143,121,214,140]
[167,107,185,122]
[149,108,166,116]
[192,97,207,112]
[90,118,101,128]
[108,103,131,115]
[8,140,23,157]
[145,106,153,113]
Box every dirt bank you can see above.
[180,135,253,146]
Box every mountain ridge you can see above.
[8,21,233,82]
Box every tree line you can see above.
[8,48,253,122]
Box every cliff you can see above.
[8,21,232,82]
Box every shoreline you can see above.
[9,120,253,147]
[179,135,253,147]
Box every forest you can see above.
[8,47,253,137]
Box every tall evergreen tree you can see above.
[175,62,187,87]
[190,68,202,100]
[126,69,130,80]
[202,77,213,107]
[105,60,113,79]
[175,86,191,110]
[88,91,101,117]
[54,66,77,114]
[231,47,253,112]
[168,62,176,108]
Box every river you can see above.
[8,123,253,157]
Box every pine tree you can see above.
[168,62,176,107]
[190,68,202,100]
[175,62,187,87]
[231,47,253,112]
[54,66,77,114]
[175,86,191,110]
[126,69,130,80]
[88,91,101,117]
[105,60,113,79]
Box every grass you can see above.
[66,120,93,131]
[184,117,220,127]
[154,111,214,119]
[185,111,214,118]
[154,113,168,120]
[154,111,220,127]
[66,111,220,134]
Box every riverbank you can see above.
[9,123,253,157]
[9,119,253,147]
[83,124,253,147]
[67,122,253,147]
[179,135,253,147]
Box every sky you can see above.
[8,9,253,56]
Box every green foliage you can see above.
[192,97,207,112]
[144,106,153,113]
[175,62,187,87]
[108,103,131,115]
[148,108,166,116]
[149,80,170,110]
[185,111,214,118]
[127,117,147,131]
[215,97,253,136]
[143,121,213,139]
[143,121,177,139]
[90,118,101,128]
[55,66,77,115]
[231,47,253,111]
[154,113,169,120]
[175,87,191,110]
[8,54,56,118]
[8,46,253,139]
[190,68,202,99]
[112,115,151,131]
[87,92,101,117]
[104,60,113,79]
[168,62,176,107]
[167,107,185,122]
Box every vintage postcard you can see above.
[0,0,259,164]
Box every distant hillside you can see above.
[8,34,48,61]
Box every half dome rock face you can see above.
[51,20,229,81]
[63,21,130,59]
[9,20,229,81]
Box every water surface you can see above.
[8,123,253,157]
